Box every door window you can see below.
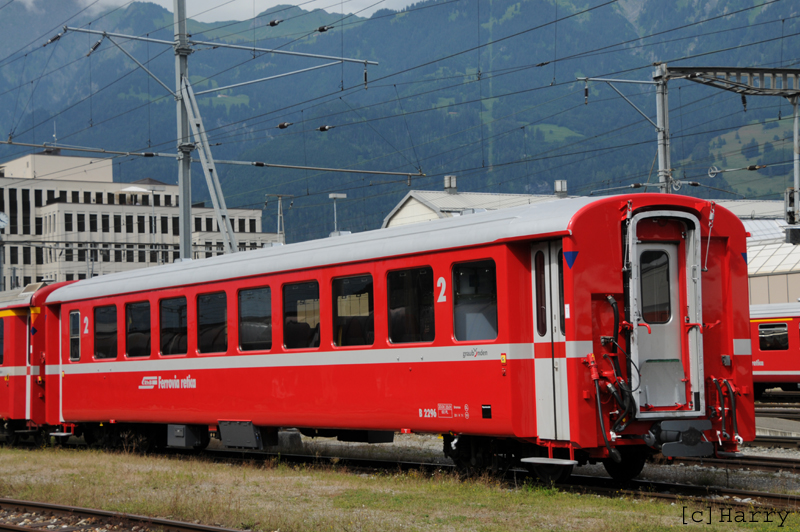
[759,323,789,351]
[453,260,497,341]
[640,250,671,324]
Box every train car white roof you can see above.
[750,303,800,319]
[0,283,46,309]
[46,196,595,303]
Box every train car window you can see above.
[534,251,546,337]
[126,302,151,358]
[160,297,188,355]
[640,250,671,324]
[759,323,789,351]
[453,260,498,341]
[239,287,272,351]
[198,292,228,353]
[0,318,4,365]
[69,311,80,361]
[387,267,435,344]
[283,282,320,349]
[332,275,374,347]
[94,306,117,359]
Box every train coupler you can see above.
[645,419,713,457]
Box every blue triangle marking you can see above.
[564,251,578,269]
[742,252,748,263]
[31,327,37,336]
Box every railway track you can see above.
[754,407,800,419]
[0,499,243,532]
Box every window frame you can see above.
[759,322,789,351]
[282,280,321,350]
[197,291,228,354]
[93,305,118,360]
[332,274,375,348]
[159,296,188,356]
[387,266,435,345]
[238,286,272,352]
[125,301,152,358]
[452,259,499,342]
[69,310,81,361]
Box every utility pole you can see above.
[174,0,193,260]
[265,194,293,244]
[653,64,672,193]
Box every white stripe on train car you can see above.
[0,366,38,377]
[566,341,593,359]
[753,371,800,375]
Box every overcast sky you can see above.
[19,0,415,22]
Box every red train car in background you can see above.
[0,194,753,481]
[750,303,800,396]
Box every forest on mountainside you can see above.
[0,0,798,241]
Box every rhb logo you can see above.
[138,376,158,390]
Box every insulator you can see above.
[741,95,747,112]
[278,122,293,129]
[44,33,62,47]
[317,125,334,132]
[318,25,331,32]
[270,19,283,27]
[87,39,103,57]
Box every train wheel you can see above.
[603,448,648,482]
[4,430,19,447]
[55,436,70,446]
[32,429,49,448]
[528,463,573,484]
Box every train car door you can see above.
[627,211,705,418]
[531,241,569,440]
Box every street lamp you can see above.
[328,193,346,237]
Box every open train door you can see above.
[627,210,709,455]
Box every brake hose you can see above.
[712,378,729,439]
[723,379,743,444]
[606,295,619,354]
[588,354,621,463]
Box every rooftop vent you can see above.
[554,180,568,198]
[444,175,457,195]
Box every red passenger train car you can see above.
[0,194,753,481]
[750,303,800,396]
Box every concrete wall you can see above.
[749,273,800,304]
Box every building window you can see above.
[142,194,149,207]
[173,245,179,262]
[102,214,110,233]
[238,219,245,233]
[114,244,121,263]
[22,276,30,286]
[160,216,168,234]
[172,217,179,236]
[35,217,42,235]
[22,247,30,265]
[46,190,55,205]
[90,214,97,232]
[35,247,42,265]
[9,247,17,265]
[77,213,85,232]
[78,274,86,280]
[137,215,145,234]
[333,275,374,347]
[453,260,498,341]
[126,245,133,263]
[8,189,17,235]
[138,244,145,263]
[198,292,227,353]
[283,281,320,349]
[126,215,133,233]
[126,302,151,358]
[194,218,202,232]
[96,192,103,204]
[160,297,187,355]
[66,274,74,281]
[205,218,213,232]
[387,267,435,344]
[94,305,117,360]
[759,323,789,351]
[71,191,79,203]
[65,245,73,262]
[114,214,121,233]
[69,311,80,361]
[77,244,86,262]
[153,194,161,207]
[83,191,91,204]
[205,241,212,259]
[34,189,42,207]
[239,287,271,351]
[107,193,115,205]
[165,195,172,206]
[101,244,109,262]
[249,219,256,233]
[21,189,30,235]
[65,213,73,232]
